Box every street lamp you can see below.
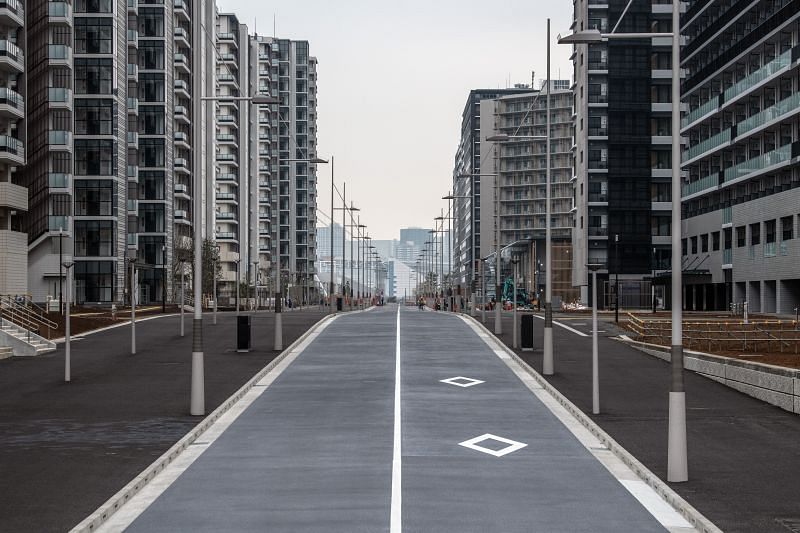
[444,193,469,312]
[161,244,166,313]
[233,254,241,316]
[62,260,74,382]
[558,1,687,482]
[588,263,603,415]
[58,227,64,315]
[179,259,186,338]
[252,260,259,312]
[213,244,220,325]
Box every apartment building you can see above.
[571,0,679,308]
[479,85,578,305]
[680,0,800,314]
[213,13,248,302]
[451,87,532,303]
[0,0,25,295]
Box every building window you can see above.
[690,236,697,254]
[701,234,708,253]
[75,0,112,13]
[75,140,115,175]
[139,74,165,103]
[765,219,776,243]
[139,8,164,37]
[681,238,687,256]
[75,17,113,54]
[75,99,114,135]
[75,58,113,94]
[712,231,720,251]
[140,107,165,135]
[736,226,746,247]
[138,203,165,233]
[139,171,165,200]
[74,180,114,216]
[74,221,114,257]
[750,223,760,246]
[140,138,165,168]
[74,261,114,303]
[139,41,165,70]
[781,216,793,241]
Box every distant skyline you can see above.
[219,0,573,239]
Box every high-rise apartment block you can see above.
[0,0,25,295]
[8,2,317,307]
[479,86,577,304]
[570,0,679,307]
[451,87,531,301]
[680,0,800,313]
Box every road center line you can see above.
[532,314,589,337]
[390,305,402,532]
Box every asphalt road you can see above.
[109,305,679,532]
[484,309,800,533]
[0,308,329,533]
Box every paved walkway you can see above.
[101,305,694,532]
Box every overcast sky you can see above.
[218,0,574,240]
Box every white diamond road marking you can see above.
[439,376,485,388]
[458,433,528,457]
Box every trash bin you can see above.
[520,314,534,351]
[237,315,251,352]
[336,297,343,311]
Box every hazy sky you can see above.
[218,0,573,240]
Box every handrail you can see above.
[0,295,59,333]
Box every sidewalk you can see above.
[0,309,328,533]
[486,310,800,533]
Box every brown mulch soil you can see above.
[35,306,181,339]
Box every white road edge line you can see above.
[532,313,589,337]
[459,314,719,533]
[390,304,402,533]
[73,313,341,533]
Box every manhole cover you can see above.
[777,518,800,532]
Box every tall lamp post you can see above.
[213,244,219,325]
[62,261,74,382]
[191,94,281,415]
[558,0,687,481]
[234,255,241,316]
[161,244,166,313]
[58,227,64,315]
[588,263,602,414]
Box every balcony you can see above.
[174,183,190,199]
[127,97,138,114]
[216,192,236,201]
[723,145,792,185]
[174,209,188,220]
[0,87,23,119]
[174,158,189,173]
[49,216,69,232]
[174,131,189,147]
[217,133,237,144]
[219,53,236,63]
[48,131,72,150]
[0,181,27,210]
[174,105,190,124]
[47,44,71,66]
[216,211,236,220]
[48,1,73,25]
[588,226,608,237]
[48,173,71,190]
[127,165,138,179]
[47,88,72,110]
[0,0,23,26]
[174,79,190,98]
[682,172,718,198]
[217,231,237,240]
[127,131,138,144]
[216,153,236,162]
[218,32,236,42]
[127,0,136,12]
[682,97,718,129]
[738,92,800,138]
[259,180,270,188]
[174,0,189,20]
[723,49,791,105]
[217,173,236,181]
[683,129,731,162]
[127,63,138,78]
[217,114,235,123]
[127,199,138,213]
[174,53,190,74]
[0,40,23,72]
[174,27,189,48]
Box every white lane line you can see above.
[532,314,589,337]
[390,305,402,533]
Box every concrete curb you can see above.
[69,311,340,533]
[461,313,722,533]
[620,336,800,415]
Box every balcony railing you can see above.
[723,49,791,103]
[49,216,69,232]
[0,87,23,111]
[723,248,732,265]
[738,91,800,137]
[683,129,731,161]
[588,226,608,236]
[682,97,718,128]
[682,172,718,198]
[48,173,70,188]
[764,241,777,258]
[723,144,791,184]
[722,206,732,225]
[48,130,71,146]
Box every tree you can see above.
[201,239,222,296]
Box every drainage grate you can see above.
[777,518,800,532]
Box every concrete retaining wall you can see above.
[624,339,800,414]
